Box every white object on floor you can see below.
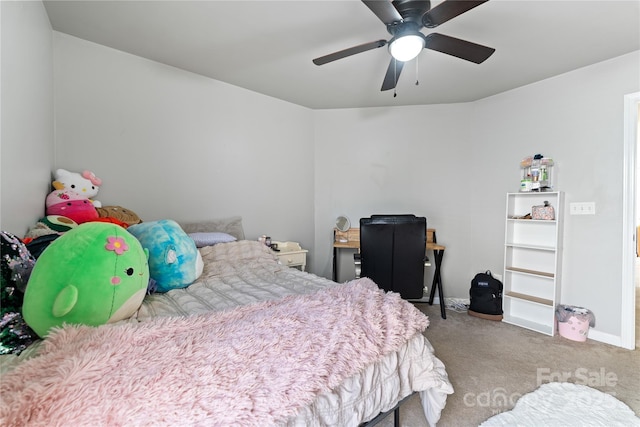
[480,382,640,427]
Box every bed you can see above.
[0,217,453,426]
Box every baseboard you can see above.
[411,293,631,349]
[586,329,627,348]
[407,295,434,303]
[406,296,447,303]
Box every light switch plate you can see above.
[569,202,596,215]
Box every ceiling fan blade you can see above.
[381,58,404,91]
[424,33,495,63]
[362,0,402,25]
[422,0,489,28]
[313,40,387,66]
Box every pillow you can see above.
[188,232,237,248]
[179,216,245,241]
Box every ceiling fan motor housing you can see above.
[387,21,423,38]
[386,1,431,39]
[391,0,431,23]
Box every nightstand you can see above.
[273,241,308,271]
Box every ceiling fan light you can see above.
[389,34,425,62]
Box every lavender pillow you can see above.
[188,232,237,248]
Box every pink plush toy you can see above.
[45,189,99,224]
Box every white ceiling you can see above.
[43,0,640,110]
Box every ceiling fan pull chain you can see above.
[415,56,420,86]
[393,58,398,97]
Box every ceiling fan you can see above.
[312,0,495,91]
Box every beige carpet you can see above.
[380,290,640,426]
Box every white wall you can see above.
[0,1,54,235]
[314,51,640,340]
[472,52,640,338]
[313,104,475,289]
[52,32,316,265]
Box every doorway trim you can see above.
[621,91,639,350]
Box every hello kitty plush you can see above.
[52,169,103,208]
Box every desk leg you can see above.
[332,246,338,282]
[428,249,446,319]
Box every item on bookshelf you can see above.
[508,213,532,220]
[532,201,555,220]
[520,154,554,192]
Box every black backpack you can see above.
[469,270,503,316]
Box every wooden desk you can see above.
[332,227,447,319]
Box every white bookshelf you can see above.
[502,191,563,336]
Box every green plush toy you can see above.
[22,222,149,338]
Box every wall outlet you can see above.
[569,202,596,215]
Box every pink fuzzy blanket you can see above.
[1,278,428,426]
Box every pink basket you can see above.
[558,317,590,342]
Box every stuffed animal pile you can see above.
[28,169,141,240]
[2,168,207,347]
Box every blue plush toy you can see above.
[128,220,203,293]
